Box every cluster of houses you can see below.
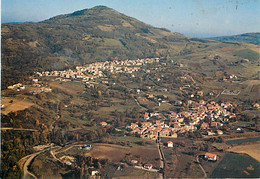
[7,83,26,91]
[126,100,236,140]
[36,57,160,83]
[127,120,178,140]
[6,79,52,95]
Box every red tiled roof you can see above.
[205,152,217,158]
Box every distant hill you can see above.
[206,33,260,45]
[2,6,191,87]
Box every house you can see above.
[82,144,92,150]
[253,103,260,109]
[197,91,204,97]
[156,120,164,126]
[99,121,108,127]
[217,130,223,135]
[147,94,154,98]
[130,123,138,129]
[7,86,15,89]
[167,141,173,147]
[144,164,153,170]
[131,160,138,164]
[207,131,215,136]
[32,79,39,83]
[201,122,209,129]
[60,156,75,165]
[160,128,171,137]
[171,133,178,138]
[211,122,223,127]
[162,88,168,92]
[88,168,99,176]
[199,100,206,105]
[144,112,150,120]
[204,152,217,161]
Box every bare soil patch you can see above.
[1,97,34,114]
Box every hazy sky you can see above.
[2,0,260,37]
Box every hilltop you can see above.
[206,33,260,45]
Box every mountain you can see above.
[206,33,260,45]
[2,6,258,89]
[2,6,190,88]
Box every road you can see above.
[1,127,37,132]
[157,133,165,178]
[196,155,207,178]
[22,146,60,179]
[133,97,148,110]
[23,152,41,179]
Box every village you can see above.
[3,55,259,178]
[122,99,236,139]
[36,57,160,82]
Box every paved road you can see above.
[196,155,207,178]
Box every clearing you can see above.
[1,97,34,114]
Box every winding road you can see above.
[196,155,207,178]
[23,152,42,179]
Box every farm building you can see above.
[205,152,217,161]
[167,141,173,147]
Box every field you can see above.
[49,81,85,95]
[86,143,160,168]
[227,143,260,162]
[173,153,203,178]
[210,153,260,178]
[1,97,34,114]
[86,144,129,162]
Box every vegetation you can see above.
[1,5,259,179]
[2,6,186,88]
[207,32,260,45]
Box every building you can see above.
[144,112,150,120]
[81,144,92,150]
[89,168,99,176]
[167,141,173,147]
[201,122,209,129]
[217,130,223,135]
[99,121,108,127]
[144,164,153,170]
[204,152,217,161]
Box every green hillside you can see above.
[2,6,189,87]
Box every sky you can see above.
[2,0,260,38]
